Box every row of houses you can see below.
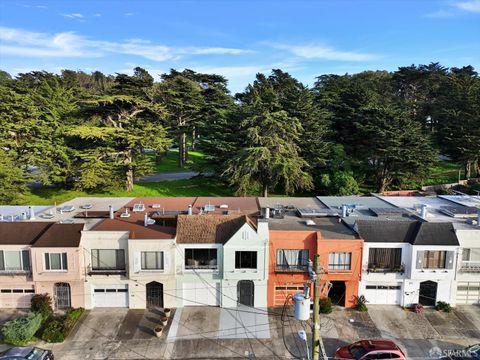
[0,194,479,310]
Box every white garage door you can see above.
[363,284,401,304]
[457,282,480,304]
[0,288,35,308]
[183,282,220,306]
[93,285,129,308]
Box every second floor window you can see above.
[0,250,30,271]
[329,252,352,271]
[368,248,402,270]
[44,253,68,271]
[91,249,125,270]
[185,248,218,269]
[235,251,257,269]
[462,248,480,262]
[276,249,309,271]
[423,251,446,269]
[141,251,164,270]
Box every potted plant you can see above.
[163,308,171,318]
[160,316,168,326]
[153,325,163,337]
[413,303,424,314]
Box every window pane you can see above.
[235,251,257,269]
[185,248,217,268]
[470,248,480,261]
[22,251,30,270]
[329,252,352,270]
[92,249,124,269]
[4,251,21,270]
[141,251,164,270]
[62,253,68,270]
[0,251,4,270]
[50,253,61,270]
[45,253,50,270]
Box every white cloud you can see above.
[62,13,84,19]
[271,43,377,61]
[94,13,101,17]
[454,0,480,12]
[424,9,455,18]
[36,5,47,9]
[124,12,134,16]
[0,26,252,61]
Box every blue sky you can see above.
[0,0,479,93]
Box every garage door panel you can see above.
[363,284,401,305]
[183,282,220,306]
[457,282,480,305]
[0,288,34,308]
[93,285,128,308]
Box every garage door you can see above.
[363,284,401,304]
[0,288,35,308]
[457,282,480,304]
[183,282,220,306]
[93,285,129,307]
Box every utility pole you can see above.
[312,254,321,360]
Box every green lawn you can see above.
[19,177,234,205]
[149,150,209,173]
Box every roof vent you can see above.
[151,204,161,209]
[219,204,228,209]
[204,204,216,212]
[120,208,130,218]
[305,219,316,226]
[187,205,193,215]
[133,203,145,212]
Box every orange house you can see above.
[267,217,363,308]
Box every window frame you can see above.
[423,250,446,269]
[184,248,218,270]
[275,249,309,271]
[140,251,164,271]
[44,252,68,271]
[0,250,30,272]
[91,249,126,271]
[368,248,402,270]
[328,252,352,271]
[235,251,257,269]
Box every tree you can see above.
[72,95,170,191]
[154,70,204,167]
[0,154,30,204]
[224,73,313,197]
[354,103,436,192]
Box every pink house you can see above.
[0,222,85,309]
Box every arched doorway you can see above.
[329,281,346,307]
[146,282,164,308]
[237,280,254,306]
[54,283,71,309]
[419,281,437,306]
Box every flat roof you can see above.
[192,197,260,215]
[258,197,326,209]
[93,218,176,239]
[438,195,480,208]
[0,206,53,221]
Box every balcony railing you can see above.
[460,261,480,272]
[87,266,126,275]
[0,268,31,276]
[366,264,405,274]
[275,264,308,272]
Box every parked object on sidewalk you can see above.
[356,295,368,312]
[160,316,168,326]
[163,308,171,318]
[412,303,424,314]
[334,339,406,360]
[0,346,54,360]
[436,301,453,313]
[153,326,163,337]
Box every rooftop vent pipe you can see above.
[144,213,148,227]
[265,207,270,219]
[109,205,114,219]
[188,205,193,215]
[420,204,428,219]
[29,206,35,220]
[342,205,348,218]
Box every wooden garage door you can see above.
[274,284,305,306]
[0,288,35,308]
[183,282,220,306]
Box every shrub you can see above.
[2,312,43,345]
[436,301,452,313]
[356,295,368,312]
[319,298,333,314]
[41,320,65,343]
[63,308,84,335]
[31,293,53,321]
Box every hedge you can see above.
[2,312,43,345]
[31,293,53,321]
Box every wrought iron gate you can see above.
[146,282,164,308]
[55,283,71,309]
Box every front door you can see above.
[419,281,437,306]
[238,280,254,306]
[55,283,71,309]
[146,282,164,308]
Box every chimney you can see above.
[420,204,428,219]
[29,206,35,220]
[265,207,270,219]
[342,205,348,218]
[109,205,114,219]
[144,213,148,227]
[188,205,193,215]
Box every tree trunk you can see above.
[263,185,268,198]
[475,159,480,178]
[155,150,165,165]
[125,152,134,192]
[376,176,388,194]
[178,132,187,168]
[191,127,196,151]
[465,161,471,180]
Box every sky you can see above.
[0,0,479,93]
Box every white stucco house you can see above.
[174,214,268,308]
[356,220,459,307]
